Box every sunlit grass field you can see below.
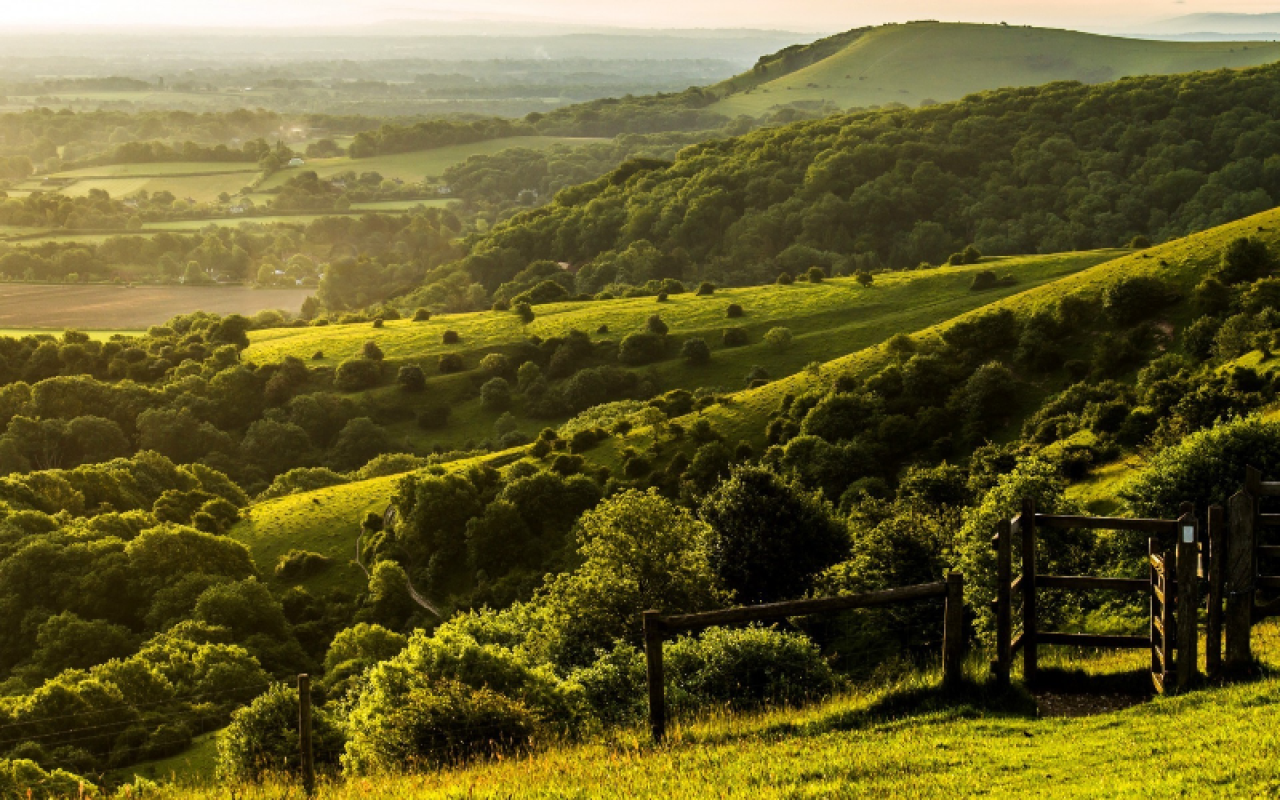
[137,623,1280,798]
[709,22,1280,117]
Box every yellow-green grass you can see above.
[232,252,1114,587]
[255,136,604,190]
[143,621,1280,798]
[51,162,260,179]
[231,475,399,597]
[49,172,258,203]
[710,22,1280,117]
[110,732,218,787]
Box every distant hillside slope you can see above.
[709,22,1280,116]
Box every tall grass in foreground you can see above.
[140,631,1280,798]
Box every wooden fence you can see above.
[640,573,965,742]
[991,500,1201,693]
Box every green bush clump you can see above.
[681,337,711,365]
[396,365,426,391]
[726,303,744,318]
[438,353,465,373]
[442,330,460,345]
[217,684,345,783]
[776,272,794,285]
[1123,416,1280,518]
[805,266,826,283]
[274,549,331,581]
[480,377,513,412]
[515,302,535,323]
[342,627,584,774]
[647,314,669,335]
[722,327,749,347]
[696,282,716,296]
[413,308,431,322]
[619,333,667,365]
[334,357,382,391]
[665,626,836,712]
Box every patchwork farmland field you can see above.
[0,284,313,328]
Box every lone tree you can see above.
[647,314,669,335]
[699,466,850,604]
[681,337,711,365]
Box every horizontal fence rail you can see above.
[641,574,964,742]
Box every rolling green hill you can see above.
[232,200,1280,597]
[235,250,1115,592]
[708,22,1280,116]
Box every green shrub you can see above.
[442,330,460,345]
[656,291,669,302]
[726,303,744,318]
[0,759,91,799]
[647,314,669,335]
[776,272,794,285]
[805,266,826,283]
[438,353,465,373]
[334,358,381,391]
[568,643,647,727]
[764,327,792,351]
[681,337,711,365]
[1215,236,1274,284]
[515,302,535,323]
[413,308,431,322]
[696,282,716,296]
[619,333,667,365]
[1122,416,1280,518]
[362,340,384,360]
[665,626,836,712]
[1103,276,1178,324]
[397,365,426,391]
[217,684,346,783]
[274,549,331,581]
[722,327,749,347]
[855,270,874,287]
[970,270,999,291]
[344,679,533,774]
[700,466,850,604]
[480,378,513,412]
[372,318,384,329]
[480,353,512,377]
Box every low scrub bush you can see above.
[334,358,381,391]
[217,684,345,783]
[665,626,836,712]
[274,549,331,581]
[722,327,749,347]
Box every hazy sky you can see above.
[4,0,1279,32]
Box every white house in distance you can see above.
[288,157,305,167]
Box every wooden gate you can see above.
[991,499,1200,693]
[1217,467,1280,672]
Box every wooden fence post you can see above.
[1225,489,1256,671]
[943,571,965,688]
[298,673,315,797]
[642,610,666,743]
[1021,498,1038,683]
[1149,538,1160,690]
[1175,511,1199,691]
[992,517,1013,688]
[1206,505,1225,679]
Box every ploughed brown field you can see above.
[0,285,313,330]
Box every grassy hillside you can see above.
[710,22,1280,116]
[233,251,1116,591]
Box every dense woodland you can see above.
[6,41,1280,797]
[430,64,1280,303]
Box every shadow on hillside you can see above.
[1026,666,1153,718]
[810,678,1040,734]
